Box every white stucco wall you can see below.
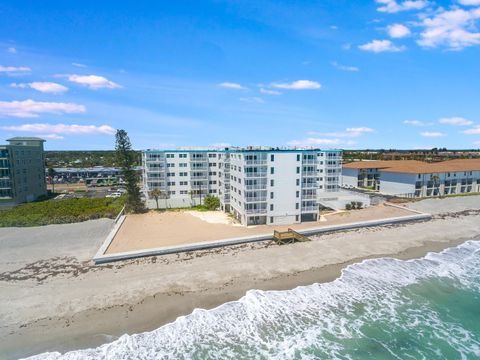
[341,168,359,188]
[379,171,417,195]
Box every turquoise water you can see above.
[31,240,480,360]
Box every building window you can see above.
[270,204,274,211]
[296,179,300,186]
[270,179,274,186]
[296,215,299,221]
[270,167,274,174]
[270,217,274,223]
[296,203,299,209]
[270,154,274,161]
[297,154,300,161]
[270,192,274,199]
[296,167,300,174]
[296,191,299,198]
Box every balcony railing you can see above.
[301,206,318,212]
[245,208,268,214]
[302,171,317,177]
[190,166,208,171]
[190,175,208,180]
[244,172,268,178]
[245,196,267,203]
[244,160,268,165]
[302,182,318,188]
[302,159,317,165]
[302,194,317,200]
[245,183,268,190]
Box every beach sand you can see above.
[0,196,479,359]
[107,204,414,253]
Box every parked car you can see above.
[106,192,122,198]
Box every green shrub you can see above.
[203,195,220,210]
[345,203,352,210]
[0,196,125,227]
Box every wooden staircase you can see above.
[270,228,311,245]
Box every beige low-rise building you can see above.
[342,159,480,197]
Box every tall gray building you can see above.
[0,137,47,207]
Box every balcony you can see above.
[302,171,317,177]
[244,159,268,165]
[302,182,318,188]
[245,197,267,203]
[245,208,268,214]
[244,172,268,178]
[301,205,318,212]
[190,174,208,180]
[302,194,317,200]
[245,183,268,190]
[302,159,317,165]
[190,165,208,171]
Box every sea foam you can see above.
[27,240,480,360]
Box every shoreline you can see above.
[5,234,474,359]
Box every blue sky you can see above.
[1,0,479,150]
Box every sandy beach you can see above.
[0,196,479,359]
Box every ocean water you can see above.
[30,240,480,360]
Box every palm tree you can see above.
[48,167,56,194]
[431,174,440,197]
[149,188,164,209]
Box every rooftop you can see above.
[344,159,480,174]
[6,137,46,142]
[343,160,424,170]
[144,147,342,153]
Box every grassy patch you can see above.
[0,196,125,227]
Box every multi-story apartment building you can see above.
[143,148,342,225]
[342,159,480,198]
[0,137,47,207]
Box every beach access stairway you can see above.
[271,228,311,245]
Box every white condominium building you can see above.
[143,148,342,225]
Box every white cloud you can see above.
[39,134,64,140]
[420,131,446,137]
[308,127,374,138]
[271,80,321,90]
[0,65,31,74]
[359,39,406,52]
[388,24,412,38]
[7,47,17,54]
[404,120,433,126]
[458,0,480,5]
[463,125,480,135]
[417,8,480,50]
[287,137,356,147]
[260,88,282,95]
[439,116,474,126]
[376,0,428,13]
[72,62,87,68]
[218,82,245,90]
[210,142,232,148]
[63,74,121,89]
[11,82,68,94]
[0,99,85,118]
[1,123,115,135]
[239,97,264,104]
[331,61,360,72]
